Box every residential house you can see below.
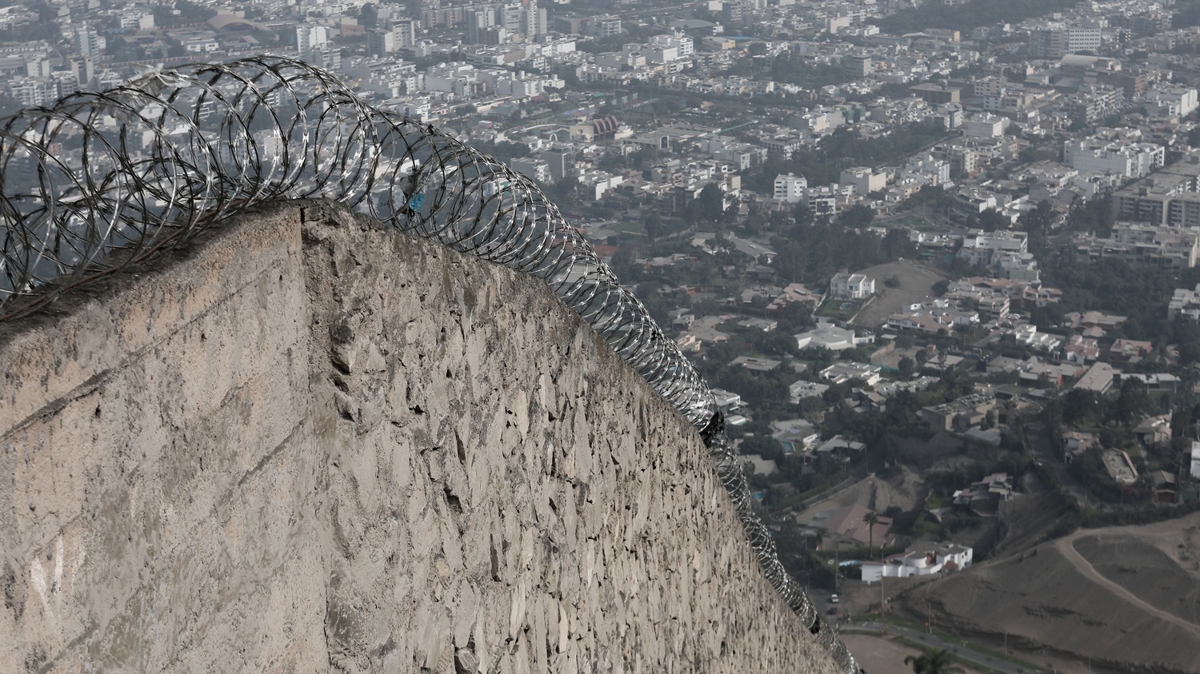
[1063,334,1100,364]
[820,361,883,386]
[1168,283,1200,321]
[771,418,820,451]
[829,272,876,299]
[952,472,1013,516]
[815,435,866,454]
[740,453,779,476]
[920,393,996,432]
[1062,430,1097,463]
[1133,414,1172,448]
[730,356,781,371]
[1150,470,1178,504]
[860,542,974,583]
[711,388,743,413]
[1102,449,1139,485]
[794,320,876,352]
[1110,339,1153,362]
[1074,362,1118,394]
[789,380,830,403]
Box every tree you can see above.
[695,183,726,223]
[969,208,1009,232]
[905,648,964,674]
[1019,199,1053,245]
[863,511,879,559]
[359,3,379,28]
[836,203,874,229]
[1061,388,1098,425]
[644,212,665,241]
[898,356,915,379]
[1115,377,1151,424]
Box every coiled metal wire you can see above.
[0,56,856,673]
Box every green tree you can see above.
[644,212,665,241]
[1061,388,1098,425]
[863,511,879,559]
[359,3,379,28]
[968,208,1009,232]
[695,183,726,223]
[836,203,874,229]
[1115,377,1151,424]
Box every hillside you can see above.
[901,513,1200,673]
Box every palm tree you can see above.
[863,511,879,559]
[904,648,963,674]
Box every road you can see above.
[1052,527,1200,637]
[843,621,1039,674]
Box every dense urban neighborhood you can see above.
[7,0,1200,670]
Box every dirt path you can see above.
[1054,533,1200,637]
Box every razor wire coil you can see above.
[0,56,856,674]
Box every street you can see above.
[842,621,1046,674]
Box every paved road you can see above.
[844,621,1037,674]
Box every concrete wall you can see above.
[0,201,839,673]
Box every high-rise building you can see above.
[842,53,871,78]
[392,19,418,48]
[70,58,94,87]
[587,15,622,38]
[466,8,495,44]
[773,172,807,203]
[1027,25,1102,58]
[368,30,396,55]
[522,0,542,37]
[73,24,106,60]
[296,25,330,54]
[498,3,522,33]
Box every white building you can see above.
[74,24,106,59]
[839,167,886,196]
[510,157,552,184]
[1063,139,1164,179]
[904,154,951,186]
[789,380,830,403]
[819,361,882,386]
[711,388,743,412]
[963,114,1009,138]
[1142,86,1199,118]
[773,172,808,203]
[794,320,875,352]
[650,33,694,59]
[958,232,1028,267]
[1170,284,1200,321]
[296,24,330,53]
[861,543,973,583]
[829,272,875,299]
[1028,25,1102,58]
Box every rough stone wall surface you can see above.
[0,201,840,674]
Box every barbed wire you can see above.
[0,56,856,673]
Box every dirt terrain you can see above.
[838,633,989,674]
[900,513,1200,673]
[850,261,948,329]
[795,466,927,526]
